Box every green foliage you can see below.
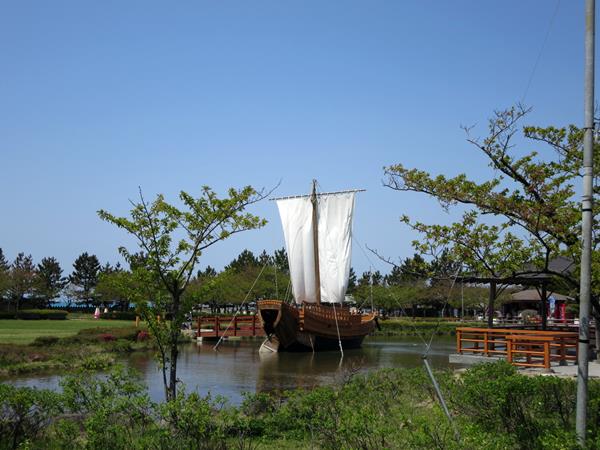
[98,185,268,401]
[72,326,140,342]
[68,252,101,307]
[0,249,10,305]
[374,318,478,336]
[385,105,598,296]
[95,270,143,312]
[0,384,62,450]
[99,311,137,320]
[7,253,36,312]
[225,249,260,272]
[59,365,154,449]
[14,310,68,320]
[449,361,600,449]
[157,390,228,449]
[2,362,600,449]
[35,257,67,308]
[31,336,60,346]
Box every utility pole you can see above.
[576,0,595,445]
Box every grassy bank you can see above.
[1,361,599,449]
[375,318,481,336]
[0,323,150,377]
[0,319,137,345]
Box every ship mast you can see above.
[310,179,322,304]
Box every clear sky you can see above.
[0,1,593,277]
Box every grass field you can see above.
[0,319,138,345]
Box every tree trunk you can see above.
[167,293,181,401]
[540,284,548,331]
[487,282,496,329]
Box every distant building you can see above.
[502,289,574,321]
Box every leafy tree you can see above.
[98,185,268,401]
[7,253,36,311]
[68,253,101,308]
[96,269,145,311]
[35,257,67,308]
[384,105,600,315]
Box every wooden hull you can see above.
[257,300,376,352]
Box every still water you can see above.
[9,336,459,404]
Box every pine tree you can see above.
[197,265,217,278]
[68,252,101,307]
[0,249,10,304]
[8,253,36,311]
[36,257,67,308]
[258,249,272,266]
[225,249,259,272]
[347,267,357,294]
[273,247,289,273]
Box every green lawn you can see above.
[0,319,139,345]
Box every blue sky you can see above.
[0,1,592,276]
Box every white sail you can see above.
[276,197,318,304]
[276,192,355,304]
[317,192,355,303]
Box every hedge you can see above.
[16,310,68,320]
[99,311,138,321]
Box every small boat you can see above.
[257,181,376,352]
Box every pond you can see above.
[8,335,461,404]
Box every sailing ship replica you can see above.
[257,181,377,352]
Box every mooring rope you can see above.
[332,302,344,357]
[213,262,268,351]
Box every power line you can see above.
[521,0,562,102]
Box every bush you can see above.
[99,333,116,342]
[448,361,600,449]
[31,336,60,346]
[16,309,68,320]
[75,327,140,342]
[0,312,16,319]
[0,384,62,449]
[100,311,138,321]
[136,330,150,342]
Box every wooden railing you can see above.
[195,315,265,338]
[456,327,578,369]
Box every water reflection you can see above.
[7,336,459,405]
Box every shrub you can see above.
[100,311,138,321]
[0,312,16,319]
[0,384,62,449]
[137,330,150,342]
[75,327,140,342]
[58,365,155,449]
[158,390,228,449]
[31,336,60,346]
[447,361,600,449]
[15,309,68,320]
